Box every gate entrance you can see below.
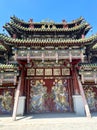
[29,78,70,113]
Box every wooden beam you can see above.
[69,50,72,62]
[81,74,84,83]
[27,52,30,63]
[56,51,58,63]
[14,50,17,61]
[14,76,17,85]
[94,73,97,84]
[42,52,44,63]
[81,49,84,62]
[12,77,21,121]
[0,75,3,85]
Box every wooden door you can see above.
[29,78,71,113]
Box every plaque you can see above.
[53,69,61,75]
[45,69,52,75]
[62,68,70,75]
[36,69,43,75]
[27,69,35,76]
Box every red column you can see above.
[19,68,23,96]
[19,63,26,96]
[68,79,73,112]
[27,79,30,113]
[72,67,80,95]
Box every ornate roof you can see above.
[0,42,7,51]
[3,16,91,39]
[92,43,97,50]
[11,16,84,26]
[79,63,97,70]
[4,21,90,33]
[0,64,17,70]
[0,34,97,47]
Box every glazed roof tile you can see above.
[0,34,97,46]
[92,43,97,49]
[6,21,90,32]
[0,64,16,69]
[11,16,84,25]
[80,63,97,67]
[0,43,7,51]
[79,63,97,70]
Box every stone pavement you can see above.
[0,113,97,130]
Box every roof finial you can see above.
[29,19,33,23]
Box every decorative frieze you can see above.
[53,69,61,75]
[62,68,70,75]
[0,65,19,85]
[14,48,85,62]
[80,71,97,83]
[36,69,44,75]
[45,69,52,76]
[27,68,70,76]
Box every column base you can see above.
[16,96,26,116]
[72,95,85,116]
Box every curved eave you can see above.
[92,43,97,50]
[0,45,7,51]
[79,63,97,70]
[0,42,7,51]
[0,64,17,69]
[7,22,89,33]
[0,34,97,47]
[84,26,91,35]
[3,24,16,36]
[11,16,84,26]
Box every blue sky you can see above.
[0,0,97,36]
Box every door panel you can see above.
[29,78,70,113]
[0,89,14,114]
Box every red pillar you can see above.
[18,61,26,96]
[27,79,30,113]
[20,68,24,96]
[72,67,80,95]
[68,79,73,112]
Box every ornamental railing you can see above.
[14,49,85,62]
[0,72,19,85]
[80,72,97,83]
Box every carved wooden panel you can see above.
[53,69,61,75]
[36,69,43,75]
[27,69,35,76]
[45,69,52,76]
[62,68,70,75]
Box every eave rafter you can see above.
[79,63,97,70]
[10,16,84,26]
[92,42,97,50]
[0,42,7,51]
[3,23,22,36]
[0,34,97,47]
[5,21,90,33]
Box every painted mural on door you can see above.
[84,85,97,112]
[29,80,47,113]
[52,79,69,112]
[0,89,13,114]
[29,79,70,113]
